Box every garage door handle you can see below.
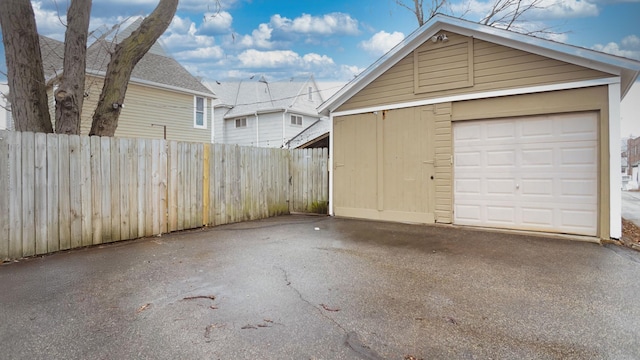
[430,175,434,180]
[516,184,520,189]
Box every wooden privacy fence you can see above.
[0,131,329,261]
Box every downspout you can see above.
[329,110,334,216]
[282,109,288,148]
[255,111,259,147]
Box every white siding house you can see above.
[209,75,325,148]
[0,83,9,130]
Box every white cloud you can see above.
[592,40,640,60]
[237,49,301,68]
[539,0,599,18]
[33,1,67,40]
[302,53,335,67]
[239,23,274,49]
[200,11,233,34]
[622,35,640,49]
[359,31,405,56]
[174,46,224,60]
[161,16,215,50]
[270,13,359,36]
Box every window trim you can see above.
[290,114,303,126]
[194,96,207,129]
[235,117,247,128]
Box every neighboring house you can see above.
[0,83,8,130]
[628,136,640,187]
[285,119,330,149]
[319,14,640,240]
[39,18,215,142]
[208,75,324,148]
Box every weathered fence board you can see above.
[80,136,92,247]
[0,130,328,261]
[0,132,9,260]
[21,132,35,257]
[46,134,59,252]
[34,133,48,254]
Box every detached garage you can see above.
[319,15,640,240]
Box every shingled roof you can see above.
[209,75,322,118]
[39,18,213,96]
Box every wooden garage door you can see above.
[453,112,598,236]
[333,107,437,223]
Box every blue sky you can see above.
[1,0,639,133]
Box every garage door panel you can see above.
[560,179,597,198]
[486,122,516,140]
[560,146,597,166]
[486,150,516,167]
[561,209,598,229]
[486,206,516,224]
[520,208,554,226]
[454,112,598,236]
[520,178,553,196]
[521,118,554,138]
[487,178,516,195]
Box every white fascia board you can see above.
[609,83,622,239]
[328,112,335,216]
[331,77,620,118]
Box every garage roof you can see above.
[319,14,640,114]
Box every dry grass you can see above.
[621,218,640,249]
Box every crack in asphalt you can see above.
[274,266,384,360]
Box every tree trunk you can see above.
[89,0,178,137]
[55,0,92,135]
[0,0,53,133]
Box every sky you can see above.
[0,0,639,135]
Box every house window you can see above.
[291,115,302,126]
[235,118,247,128]
[308,86,313,101]
[194,96,206,128]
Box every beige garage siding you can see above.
[337,33,610,112]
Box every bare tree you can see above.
[395,0,447,27]
[1,0,178,136]
[479,0,545,32]
[55,0,92,135]
[90,0,178,136]
[0,0,53,133]
[396,0,549,33]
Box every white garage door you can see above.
[453,112,598,236]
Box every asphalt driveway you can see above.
[1,216,639,359]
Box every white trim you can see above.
[609,83,622,239]
[331,77,620,118]
[193,96,207,129]
[329,112,334,216]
